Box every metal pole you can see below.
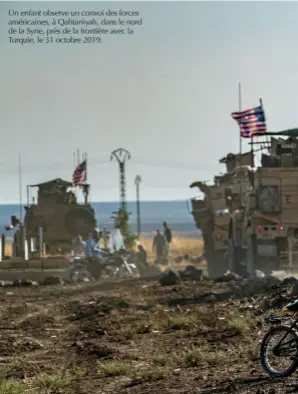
[84,152,87,184]
[238,83,243,204]
[39,226,43,259]
[84,152,88,205]
[259,97,269,153]
[19,154,27,259]
[73,152,77,198]
[135,175,141,237]
[239,83,242,155]
[18,154,22,222]
[26,185,29,207]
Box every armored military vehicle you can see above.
[13,178,97,256]
[228,131,298,274]
[190,151,253,277]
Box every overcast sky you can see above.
[0,1,298,203]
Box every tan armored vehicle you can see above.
[14,178,97,255]
[228,133,298,274]
[190,152,253,277]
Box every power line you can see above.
[0,154,218,176]
[132,155,213,171]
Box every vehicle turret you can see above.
[14,178,97,256]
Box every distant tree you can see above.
[111,209,137,249]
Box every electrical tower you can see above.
[110,148,131,211]
[135,175,141,236]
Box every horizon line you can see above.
[0,198,190,205]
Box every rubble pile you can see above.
[159,265,204,286]
[158,266,298,312]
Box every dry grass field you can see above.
[140,236,203,259]
[3,242,12,257]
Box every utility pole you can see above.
[135,175,141,237]
[110,148,131,211]
[18,154,23,223]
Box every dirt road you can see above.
[0,276,295,393]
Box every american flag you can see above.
[72,160,87,186]
[231,105,267,138]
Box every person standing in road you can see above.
[152,229,167,264]
[163,221,172,257]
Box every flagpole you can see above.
[250,100,256,188]
[83,152,88,205]
[85,152,87,184]
[260,97,269,149]
[238,83,243,203]
[251,101,255,169]
[73,152,77,198]
[239,83,242,156]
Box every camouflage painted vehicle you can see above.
[190,152,253,277]
[14,178,97,255]
[228,134,298,274]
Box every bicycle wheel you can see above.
[260,325,298,377]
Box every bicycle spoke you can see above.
[264,329,298,374]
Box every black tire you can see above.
[260,325,298,377]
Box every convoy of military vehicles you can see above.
[190,134,298,278]
[6,130,298,280]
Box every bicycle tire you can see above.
[260,325,298,378]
